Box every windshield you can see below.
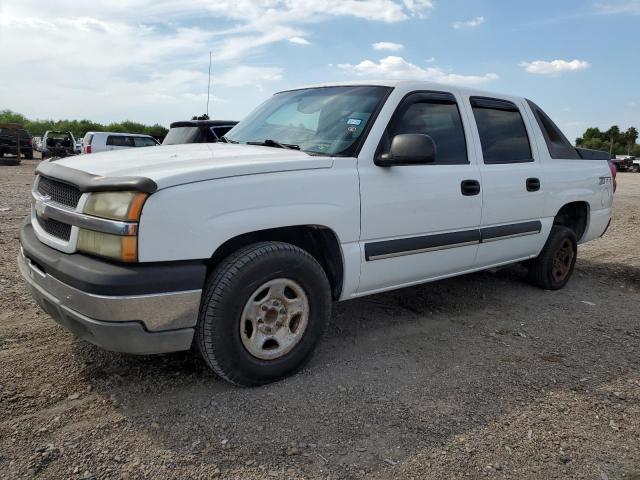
[163,127,206,145]
[225,86,391,156]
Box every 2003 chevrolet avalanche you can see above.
[19,81,614,386]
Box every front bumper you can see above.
[18,223,206,355]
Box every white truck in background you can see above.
[19,80,613,386]
[82,132,160,154]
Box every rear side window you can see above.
[133,136,157,147]
[386,92,468,165]
[162,127,205,145]
[527,100,580,159]
[211,126,233,139]
[106,136,134,147]
[471,97,532,164]
[84,134,94,145]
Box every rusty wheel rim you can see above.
[552,239,574,283]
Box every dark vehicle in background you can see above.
[611,155,634,172]
[0,125,34,161]
[41,130,77,159]
[162,120,238,145]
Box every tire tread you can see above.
[196,241,329,386]
[527,225,577,290]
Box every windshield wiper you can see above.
[247,139,300,150]
[220,136,238,144]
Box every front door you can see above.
[357,90,483,294]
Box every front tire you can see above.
[196,242,332,386]
[527,225,577,290]
[633,164,640,173]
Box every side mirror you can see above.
[376,133,436,167]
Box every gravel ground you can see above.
[1,159,639,480]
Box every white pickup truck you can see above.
[19,81,614,386]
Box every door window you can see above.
[471,97,532,164]
[384,92,468,165]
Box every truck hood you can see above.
[51,143,334,189]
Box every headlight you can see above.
[83,191,147,221]
[79,191,148,262]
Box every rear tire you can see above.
[196,241,332,386]
[527,225,577,290]
[633,164,640,173]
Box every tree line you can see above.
[0,110,168,139]
[576,126,639,157]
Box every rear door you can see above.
[463,96,545,267]
[357,90,483,294]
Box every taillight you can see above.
[608,161,617,193]
[86,145,92,154]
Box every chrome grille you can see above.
[37,176,82,208]
[38,216,72,241]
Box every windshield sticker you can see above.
[346,118,362,126]
[347,126,357,133]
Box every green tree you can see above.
[0,110,168,139]
[576,125,639,157]
[605,126,620,155]
[192,114,210,120]
[624,127,639,156]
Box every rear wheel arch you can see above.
[553,201,590,242]
[208,225,344,300]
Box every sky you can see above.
[0,0,639,142]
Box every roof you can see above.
[84,131,155,137]
[169,120,238,128]
[278,80,522,102]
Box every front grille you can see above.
[38,216,72,241]
[37,176,82,208]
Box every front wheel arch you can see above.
[207,225,344,300]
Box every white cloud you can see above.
[337,56,499,85]
[402,0,435,18]
[594,1,640,15]
[453,16,485,29]
[0,0,436,125]
[215,66,283,88]
[0,12,282,124]
[288,36,311,45]
[519,59,591,76]
[373,42,405,51]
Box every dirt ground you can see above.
[1,159,639,480]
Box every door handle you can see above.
[461,179,481,196]
[526,178,540,192]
